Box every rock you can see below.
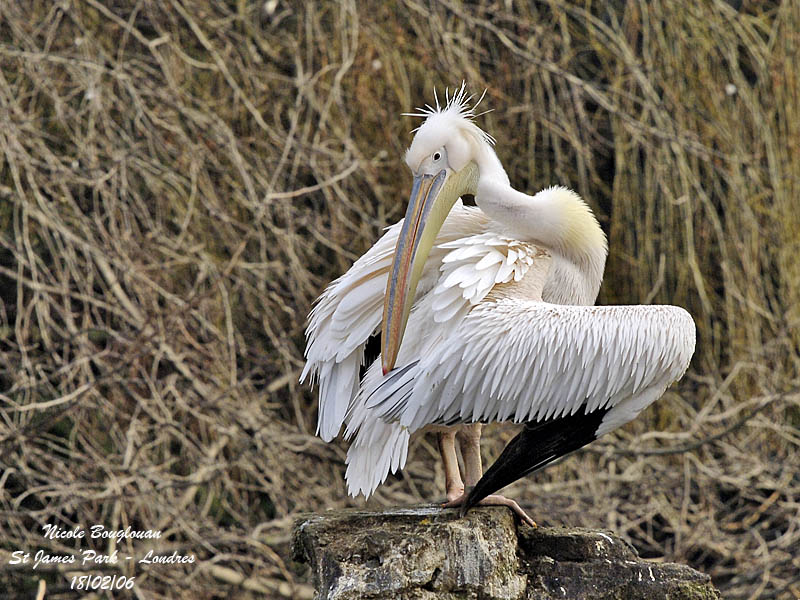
[518,528,718,599]
[293,506,525,600]
[293,505,720,600]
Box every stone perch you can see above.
[293,506,720,599]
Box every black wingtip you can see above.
[459,407,610,516]
[460,431,531,512]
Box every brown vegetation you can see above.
[1,0,798,598]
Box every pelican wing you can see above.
[369,299,695,436]
[340,228,550,497]
[301,223,396,441]
[302,201,489,441]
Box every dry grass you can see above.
[1,0,798,598]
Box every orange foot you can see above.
[442,493,537,528]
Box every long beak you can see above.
[381,170,450,374]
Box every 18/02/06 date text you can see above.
[71,575,134,591]
[68,552,195,591]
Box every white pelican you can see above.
[302,85,695,525]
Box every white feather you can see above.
[369,301,694,434]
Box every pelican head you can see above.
[382,86,495,373]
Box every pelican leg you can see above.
[457,423,483,487]
[444,423,537,527]
[437,429,464,502]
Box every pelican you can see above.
[302,85,695,525]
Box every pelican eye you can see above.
[433,152,441,161]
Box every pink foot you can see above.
[442,493,537,528]
[445,485,465,503]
